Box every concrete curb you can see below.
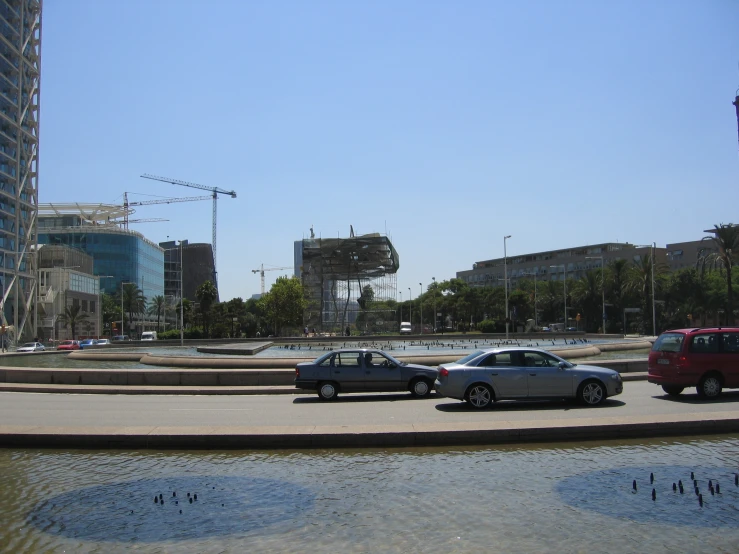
[1,411,736,449]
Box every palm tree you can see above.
[702,224,738,325]
[570,271,601,332]
[58,304,89,340]
[196,280,218,337]
[606,259,630,331]
[627,254,668,334]
[148,295,166,332]
[122,283,146,336]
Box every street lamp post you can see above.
[550,264,567,331]
[635,244,657,336]
[586,256,606,334]
[179,240,185,346]
[408,287,412,332]
[419,283,423,334]
[504,235,511,339]
[432,277,437,332]
[399,291,402,323]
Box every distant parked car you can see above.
[648,327,739,399]
[435,347,623,409]
[16,342,45,352]
[141,331,157,341]
[295,348,438,400]
[79,339,98,349]
[112,335,130,341]
[57,340,81,351]
[96,338,111,346]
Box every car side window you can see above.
[521,352,556,367]
[335,353,361,367]
[494,353,513,366]
[690,334,719,353]
[318,355,334,367]
[722,333,739,353]
[478,354,497,367]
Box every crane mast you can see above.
[140,174,237,288]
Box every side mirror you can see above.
[558,361,568,370]
[388,362,397,369]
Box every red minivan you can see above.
[648,327,739,399]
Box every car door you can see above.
[330,352,365,392]
[521,351,574,397]
[363,352,403,391]
[476,352,528,398]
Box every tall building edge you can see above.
[0,0,42,342]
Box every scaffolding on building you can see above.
[299,232,399,334]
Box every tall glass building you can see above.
[0,1,42,341]
[38,208,164,302]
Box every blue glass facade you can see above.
[38,228,164,302]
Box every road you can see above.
[2,381,738,429]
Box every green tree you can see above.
[259,276,306,336]
[58,303,89,340]
[147,295,166,333]
[121,283,146,336]
[196,280,219,337]
[101,292,120,337]
[702,223,739,325]
[570,270,601,332]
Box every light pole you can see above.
[636,244,657,336]
[504,235,511,339]
[432,277,437,332]
[550,264,567,331]
[419,283,423,334]
[399,290,402,324]
[586,256,606,334]
[179,240,185,346]
[408,287,412,331]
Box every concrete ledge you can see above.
[1,412,737,449]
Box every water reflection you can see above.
[1,437,739,552]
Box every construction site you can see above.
[296,230,399,334]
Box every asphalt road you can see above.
[2,381,739,430]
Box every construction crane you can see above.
[252,264,293,295]
[122,192,212,229]
[141,174,237,286]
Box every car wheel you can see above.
[409,378,432,398]
[697,374,722,399]
[578,380,605,406]
[317,382,339,401]
[465,384,493,409]
[661,385,684,396]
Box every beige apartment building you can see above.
[457,242,666,288]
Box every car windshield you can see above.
[21,343,36,347]
[652,333,684,353]
[455,350,485,365]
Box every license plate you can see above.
[658,358,670,365]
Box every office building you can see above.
[0,0,42,341]
[160,240,217,302]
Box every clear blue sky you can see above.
[40,0,739,301]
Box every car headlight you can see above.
[610,373,622,381]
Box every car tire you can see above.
[317,382,339,401]
[697,374,722,399]
[661,385,684,396]
[409,378,432,398]
[578,379,605,406]
[465,384,493,409]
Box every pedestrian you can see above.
[346,325,350,337]
[304,326,308,337]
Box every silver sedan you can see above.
[435,347,623,409]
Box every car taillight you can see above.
[439,367,449,377]
[295,367,300,377]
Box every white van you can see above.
[141,331,157,341]
[399,322,412,335]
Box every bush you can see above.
[478,319,498,333]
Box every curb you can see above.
[1,413,736,449]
